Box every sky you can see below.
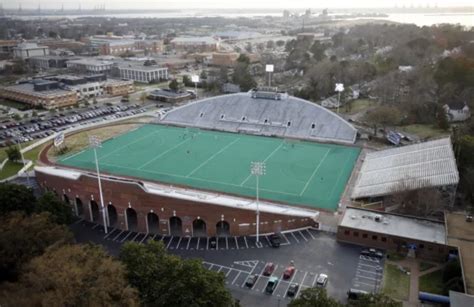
[3,0,474,10]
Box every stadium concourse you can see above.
[35,89,362,237]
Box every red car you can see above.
[283,265,295,279]
[263,263,275,276]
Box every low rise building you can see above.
[29,55,79,70]
[444,102,471,122]
[13,43,49,59]
[0,80,77,109]
[104,79,135,96]
[47,74,106,99]
[118,63,168,83]
[171,36,220,52]
[211,52,240,67]
[66,58,114,74]
[147,89,192,103]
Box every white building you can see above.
[443,102,471,122]
[66,58,114,73]
[118,64,168,83]
[13,43,49,59]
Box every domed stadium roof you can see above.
[159,92,357,144]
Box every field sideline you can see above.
[57,124,360,211]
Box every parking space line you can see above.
[295,271,308,298]
[139,234,148,244]
[234,237,239,249]
[298,231,308,242]
[272,267,288,295]
[264,236,271,246]
[281,233,290,245]
[305,229,316,240]
[131,232,140,242]
[206,237,209,250]
[356,274,378,281]
[261,265,279,292]
[92,224,99,229]
[226,269,232,277]
[355,281,376,287]
[232,272,241,285]
[357,268,382,275]
[216,238,219,250]
[120,232,132,243]
[311,274,318,287]
[244,262,264,289]
[217,266,223,273]
[112,230,124,241]
[197,237,200,250]
[176,237,182,249]
[226,237,229,249]
[166,236,174,249]
[104,228,117,239]
[358,263,380,269]
[244,237,249,249]
[283,269,298,298]
[186,238,191,250]
[208,263,214,270]
[291,232,300,243]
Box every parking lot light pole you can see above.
[89,135,108,234]
[251,161,266,243]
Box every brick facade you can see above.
[36,170,316,237]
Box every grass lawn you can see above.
[0,160,24,180]
[399,124,450,140]
[419,270,445,295]
[420,262,437,272]
[0,99,30,110]
[340,99,377,115]
[387,251,406,261]
[382,263,411,301]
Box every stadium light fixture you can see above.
[89,135,108,234]
[251,161,266,243]
[335,83,344,114]
[191,75,199,100]
[265,64,274,87]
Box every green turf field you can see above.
[57,124,360,211]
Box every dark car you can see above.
[263,262,275,276]
[361,248,383,259]
[269,233,281,248]
[265,277,278,294]
[287,283,299,297]
[347,288,369,300]
[245,274,258,288]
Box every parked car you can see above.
[263,262,275,276]
[316,273,328,287]
[265,277,278,294]
[269,233,281,248]
[347,288,369,300]
[360,248,383,259]
[283,265,295,279]
[245,274,258,288]
[287,283,299,297]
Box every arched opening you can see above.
[126,208,138,231]
[193,219,207,237]
[75,197,84,217]
[147,212,159,234]
[108,205,117,227]
[169,217,182,236]
[216,221,230,237]
[63,194,70,204]
[90,200,100,222]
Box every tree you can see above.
[0,212,73,282]
[140,92,147,104]
[237,54,251,65]
[0,244,139,306]
[169,79,179,92]
[347,293,399,307]
[364,106,402,135]
[276,40,285,47]
[36,192,74,225]
[120,240,234,307]
[289,287,342,307]
[0,183,36,216]
[182,75,192,87]
[266,40,275,49]
[6,146,21,163]
[389,181,445,217]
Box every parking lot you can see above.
[351,254,384,293]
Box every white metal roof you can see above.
[352,138,459,199]
[340,207,447,245]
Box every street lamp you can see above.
[335,83,344,114]
[89,135,108,234]
[251,161,266,243]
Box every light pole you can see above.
[251,161,266,243]
[335,83,344,114]
[89,135,108,234]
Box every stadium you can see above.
[36,88,361,236]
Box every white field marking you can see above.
[239,142,284,186]
[139,234,149,244]
[355,274,379,281]
[112,230,124,241]
[234,237,239,249]
[243,261,263,289]
[176,237,183,249]
[131,232,141,242]
[299,149,331,196]
[186,138,240,177]
[283,269,298,298]
[104,228,117,239]
[305,229,316,240]
[197,237,200,249]
[291,232,300,243]
[244,236,249,248]
[186,237,191,249]
[232,271,241,285]
[99,129,159,161]
[166,236,174,249]
[298,230,309,242]
[138,137,192,170]
[295,271,308,298]
[61,149,87,161]
[120,232,133,243]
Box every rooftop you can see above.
[352,138,459,199]
[67,58,114,66]
[171,36,219,44]
[340,207,447,245]
[118,63,167,71]
[149,89,191,98]
[3,83,73,97]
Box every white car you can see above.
[316,273,328,287]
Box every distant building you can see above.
[29,55,79,70]
[171,37,220,52]
[443,102,471,122]
[147,89,192,103]
[118,63,169,83]
[13,43,49,59]
[46,74,106,99]
[0,40,19,57]
[0,80,77,109]
[211,52,240,67]
[88,34,163,56]
[66,58,114,74]
[104,79,135,96]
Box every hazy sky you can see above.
[4,0,474,10]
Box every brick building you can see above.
[104,79,135,96]
[211,52,240,67]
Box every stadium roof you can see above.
[160,92,357,144]
[352,138,459,199]
[340,207,447,245]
